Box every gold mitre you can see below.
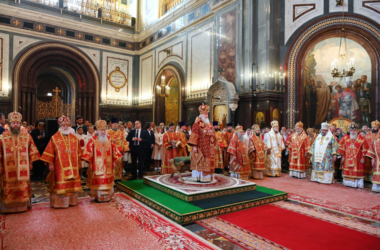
[295,121,303,128]
[306,128,315,134]
[8,112,22,123]
[95,120,107,130]
[252,124,260,132]
[348,122,359,131]
[58,116,71,126]
[371,120,380,128]
[270,120,279,128]
[198,103,210,114]
[235,124,243,133]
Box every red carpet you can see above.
[198,204,380,250]
[0,193,218,250]
[253,173,380,221]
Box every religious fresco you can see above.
[303,38,372,128]
[213,105,227,129]
[165,77,179,126]
[254,111,267,130]
[217,9,236,84]
[271,107,281,126]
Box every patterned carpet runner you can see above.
[0,193,219,250]
[253,173,380,221]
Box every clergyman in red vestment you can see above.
[161,123,179,174]
[287,121,311,179]
[249,124,267,179]
[364,120,380,182]
[188,104,217,182]
[40,116,83,208]
[366,120,380,192]
[82,120,122,202]
[0,112,40,213]
[338,122,369,189]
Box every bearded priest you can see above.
[188,104,217,182]
[107,118,129,181]
[287,122,311,179]
[223,123,234,169]
[263,120,285,177]
[0,112,40,213]
[162,123,179,174]
[338,122,369,189]
[366,121,380,192]
[249,124,267,179]
[82,120,122,202]
[213,121,227,174]
[308,122,339,184]
[364,121,380,182]
[40,116,83,208]
[227,125,252,179]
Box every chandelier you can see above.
[331,3,355,79]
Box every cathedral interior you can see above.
[0,0,380,249]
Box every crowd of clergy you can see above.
[0,104,379,214]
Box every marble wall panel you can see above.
[0,33,9,96]
[187,22,213,93]
[78,47,101,71]
[140,50,155,100]
[217,9,237,85]
[285,0,324,44]
[155,35,186,72]
[101,52,133,105]
[13,36,41,60]
[354,0,380,23]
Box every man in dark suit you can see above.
[31,122,49,181]
[0,113,5,135]
[126,120,150,180]
[144,122,155,172]
[72,115,87,134]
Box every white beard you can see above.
[95,131,108,144]
[350,134,358,140]
[199,115,210,125]
[59,127,70,135]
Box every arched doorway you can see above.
[285,14,380,128]
[12,42,100,124]
[153,64,185,125]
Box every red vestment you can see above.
[176,130,188,157]
[188,118,216,175]
[249,134,267,171]
[223,131,234,168]
[287,131,311,173]
[0,130,40,212]
[40,132,83,195]
[338,134,368,179]
[227,134,252,177]
[364,132,380,181]
[162,131,178,174]
[366,137,380,185]
[107,129,129,180]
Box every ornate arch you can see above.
[12,42,100,121]
[153,64,185,123]
[285,15,380,127]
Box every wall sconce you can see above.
[157,75,170,97]
[336,0,344,6]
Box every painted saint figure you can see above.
[0,112,40,213]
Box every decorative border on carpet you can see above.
[117,182,287,224]
[110,193,220,250]
[143,178,257,202]
[197,217,289,250]
[272,201,380,237]
[288,193,380,221]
